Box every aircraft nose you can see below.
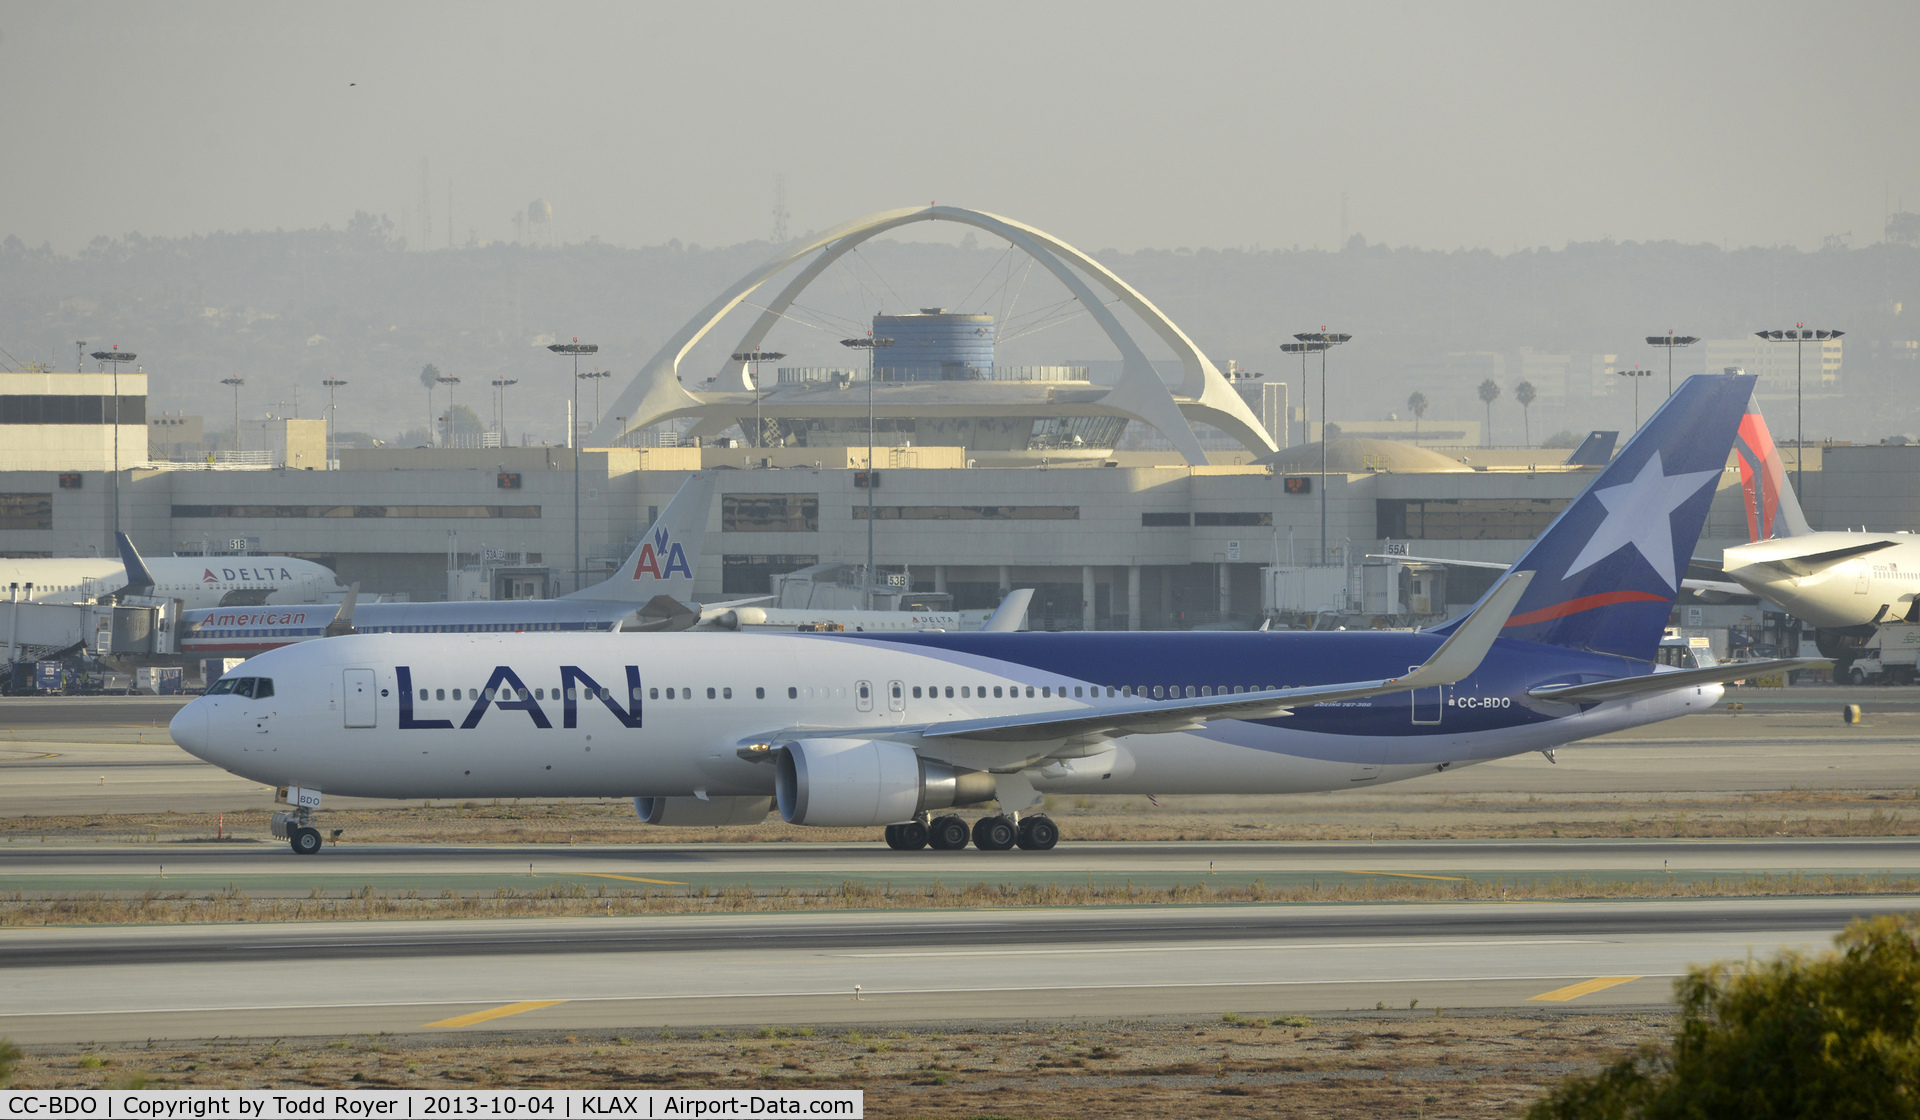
[169,699,210,759]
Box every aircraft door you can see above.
[343,668,377,728]
[855,680,873,713]
[887,680,905,713]
[1410,667,1442,725]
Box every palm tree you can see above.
[1407,391,1428,441]
[418,363,441,446]
[1514,380,1537,446]
[1477,378,1502,446]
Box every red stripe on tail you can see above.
[1504,589,1671,628]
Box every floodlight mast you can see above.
[732,349,787,452]
[1755,327,1843,501]
[1289,331,1351,564]
[1616,366,1653,431]
[548,340,598,593]
[322,378,348,467]
[1645,332,1698,400]
[91,348,136,550]
[839,336,894,608]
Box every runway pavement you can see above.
[1,896,1907,1043]
[2,837,1917,898]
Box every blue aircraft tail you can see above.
[1439,370,1755,662]
[114,531,155,596]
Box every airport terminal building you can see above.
[0,206,1894,632]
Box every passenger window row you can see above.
[415,685,640,702]
[407,681,1286,705]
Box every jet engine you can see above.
[774,738,996,827]
[633,795,773,826]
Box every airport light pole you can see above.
[90,348,136,550]
[1616,366,1653,432]
[732,349,786,451]
[1645,332,1698,400]
[322,378,347,468]
[490,377,518,445]
[220,377,244,454]
[548,340,598,594]
[577,369,610,447]
[840,336,894,608]
[434,374,462,448]
[1756,326,1844,501]
[1290,330,1351,565]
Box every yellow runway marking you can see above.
[1337,870,1468,882]
[424,1000,568,1028]
[576,872,688,886]
[1529,976,1643,1002]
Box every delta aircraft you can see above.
[172,372,1808,856]
[1,540,345,609]
[1714,401,1920,646]
[177,474,720,656]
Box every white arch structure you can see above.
[592,205,1275,464]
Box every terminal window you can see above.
[0,493,53,531]
[0,394,146,425]
[722,554,820,594]
[722,494,819,532]
[1194,512,1273,527]
[169,504,540,519]
[1141,512,1190,527]
[853,505,1079,521]
[1376,498,1569,540]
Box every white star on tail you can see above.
[1563,451,1720,590]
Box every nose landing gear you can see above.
[272,808,326,856]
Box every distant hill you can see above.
[2,217,1915,446]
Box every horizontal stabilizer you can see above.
[1365,553,1511,570]
[626,594,701,633]
[1744,539,1898,578]
[1527,657,1824,704]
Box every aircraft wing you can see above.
[1527,658,1824,704]
[777,571,1531,751]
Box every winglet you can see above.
[323,583,360,637]
[981,588,1034,632]
[1396,570,1534,691]
[114,532,155,597]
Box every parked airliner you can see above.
[177,474,719,655]
[172,373,1804,855]
[1,543,345,609]
[1716,402,1920,639]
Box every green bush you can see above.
[1528,913,1920,1119]
[0,1038,18,1087]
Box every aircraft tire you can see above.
[290,827,323,856]
[972,815,1017,851]
[928,815,970,850]
[897,820,929,849]
[1016,815,1059,851]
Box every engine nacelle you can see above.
[633,795,772,826]
[774,738,995,827]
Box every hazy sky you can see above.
[5,1,1917,255]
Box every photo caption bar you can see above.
[0,1091,862,1120]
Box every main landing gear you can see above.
[884,813,1059,852]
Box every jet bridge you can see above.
[2,596,179,672]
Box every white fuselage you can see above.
[1722,532,1920,629]
[170,632,1720,806]
[0,555,346,609]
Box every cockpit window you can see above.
[207,679,235,695]
[253,678,274,699]
[232,678,256,698]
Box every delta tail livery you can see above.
[174,373,1807,856]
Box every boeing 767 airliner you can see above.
[172,372,1805,855]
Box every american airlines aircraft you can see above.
[177,474,719,656]
[172,373,1804,856]
[1717,402,1920,639]
[0,540,345,609]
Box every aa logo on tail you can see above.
[632,528,693,580]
